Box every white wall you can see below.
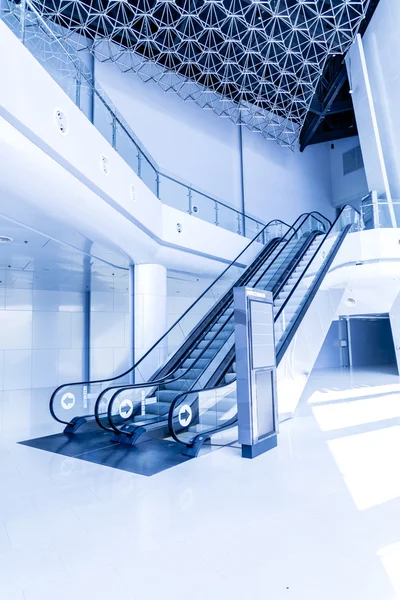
[347,0,400,199]
[0,287,85,439]
[328,136,369,209]
[90,290,130,381]
[167,272,215,347]
[95,61,334,225]
[95,60,243,211]
[241,128,334,223]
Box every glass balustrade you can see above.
[0,0,265,239]
[361,198,400,229]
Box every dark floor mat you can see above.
[19,431,193,476]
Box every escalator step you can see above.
[198,410,231,426]
[133,414,161,424]
[164,380,193,391]
[175,368,202,379]
[145,402,171,415]
[157,390,184,402]
[224,372,236,384]
[182,359,209,369]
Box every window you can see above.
[343,145,364,175]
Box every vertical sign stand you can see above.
[233,287,278,459]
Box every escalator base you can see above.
[19,431,193,476]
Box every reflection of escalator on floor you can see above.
[50,207,358,458]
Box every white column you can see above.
[134,264,167,382]
[346,34,396,226]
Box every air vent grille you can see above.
[343,145,364,175]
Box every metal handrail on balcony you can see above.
[1,0,266,239]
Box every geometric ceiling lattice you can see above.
[28,0,371,148]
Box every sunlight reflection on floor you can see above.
[303,366,400,511]
[312,392,400,430]
[379,542,400,597]
[328,426,400,510]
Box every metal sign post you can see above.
[233,287,278,459]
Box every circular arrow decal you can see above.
[178,404,192,427]
[119,399,134,419]
[61,392,75,410]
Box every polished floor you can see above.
[1,365,400,599]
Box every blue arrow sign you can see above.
[119,400,133,419]
[178,404,192,426]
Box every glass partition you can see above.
[168,386,238,449]
[361,199,400,229]
[159,174,190,213]
[116,123,140,175]
[190,189,218,226]
[217,203,242,236]
[140,152,158,197]
[93,95,114,147]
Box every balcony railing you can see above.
[361,193,400,230]
[1,0,266,241]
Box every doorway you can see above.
[314,314,398,372]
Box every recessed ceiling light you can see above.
[345,297,356,306]
[0,236,13,244]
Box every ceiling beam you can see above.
[299,64,348,151]
[307,127,357,146]
[300,0,381,151]
[309,98,353,116]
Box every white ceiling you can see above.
[0,214,129,293]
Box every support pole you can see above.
[88,40,95,125]
[238,116,246,237]
[83,290,91,382]
[347,317,353,369]
[129,264,135,385]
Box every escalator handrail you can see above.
[167,388,238,446]
[275,206,360,362]
[93,236,283,430]
[275,205,360,321]
[250,229,322,294]
[49,218,291,399]
[102,214,313,432]
[95,300,236,430]
[168,206,359,447]
[101,212,327,433]
[167,384,236,446]
[307,211,332,229]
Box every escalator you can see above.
[165,205,360,455]
[49,207,360,458]
[102,227,324,444]
[50,212,329,436]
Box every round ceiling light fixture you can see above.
[345,297,356,306]
[0,236,13,244]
